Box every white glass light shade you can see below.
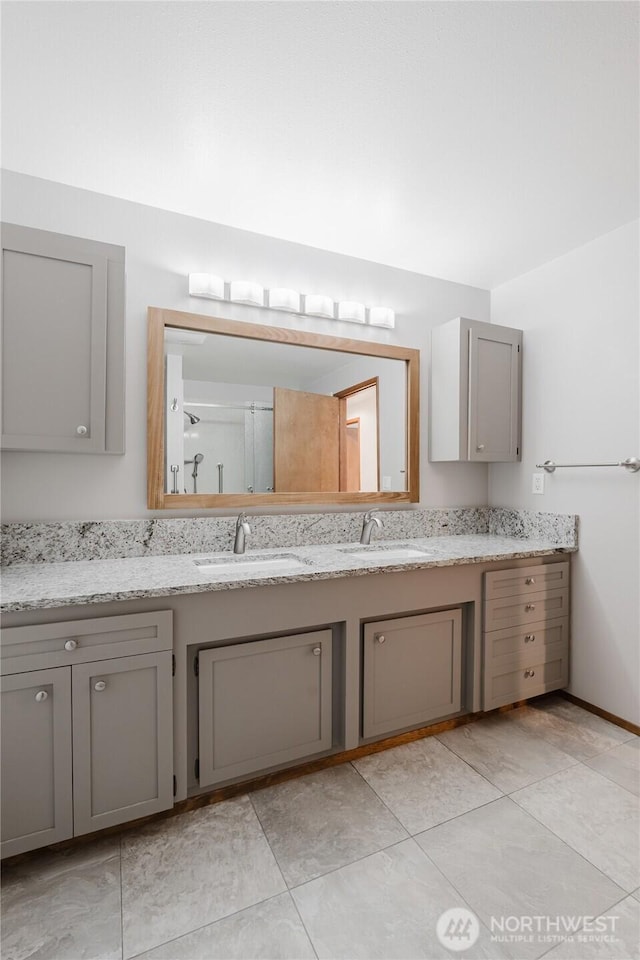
[268,288,300,312]
[338,301,366,324]
[304,294,335,319]
[229,280,264,306]
[188,273,225,299]
[368,307,396,329]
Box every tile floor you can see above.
[2,697,639,960]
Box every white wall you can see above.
[1,170,490,520]
[490,221,640,725]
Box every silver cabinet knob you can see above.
[312,647,322,657]
[524,634,535,643]
[94,680,107,692]
[524,669,536,679]
[525,577,535,585]
[35,690,48,702]
[376,634,386,644]
[76,425,88,436]
[64,639,78,651]
[525,603,536,612]
[476,444,485,451]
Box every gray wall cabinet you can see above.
[429,316,522,462]
[362,610,462,739]
[198,630,333,787]
[483,562,570,709]
[0,611,172,857]
[1,222,125,453]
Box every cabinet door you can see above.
[363,610,462,739]
[468,325,521,461]
[72,652,173,835]
[1,222,125,453]
[198,630,332,787]
[1,667,72,858]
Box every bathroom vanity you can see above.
[0,524,574,858]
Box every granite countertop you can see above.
[0,534,575,613]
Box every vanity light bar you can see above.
[188,273,395,329]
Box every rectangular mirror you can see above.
[148,307,419,508]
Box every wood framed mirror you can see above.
[147,307,419,508]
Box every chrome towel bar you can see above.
[537,458,640,474]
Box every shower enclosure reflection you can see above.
[183,399,273,494]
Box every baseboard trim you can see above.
[558,691,640,736]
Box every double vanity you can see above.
[0,508,576,860]
[0,273,572,860]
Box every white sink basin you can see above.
[338,546,432,561]
[193,553,310,574]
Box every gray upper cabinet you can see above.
[1,222,125,453]
[429,317,522,462]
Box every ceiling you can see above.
[2,2,638,289]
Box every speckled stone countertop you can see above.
[0,534,575,613]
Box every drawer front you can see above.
[484,655,569,711]
[484,588,569,632]
[484,562,570,600]
[485,617,569,675]
[1,611,173,675]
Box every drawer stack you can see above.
[483,562,570,710]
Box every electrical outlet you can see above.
[382,476,392,491]
[532,473,545,495]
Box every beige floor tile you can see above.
[506,698,636,762]
[438,713,577,792]
[585,739,640,796]
[292,837,508,959]
[134,891,316,960]
[121,795,286,959]
[416,797,624,960]
[544,895,639,959]
[353,735,501,833]
[512,764,640,892]
[1,839,121,960]
[250,763,407,886]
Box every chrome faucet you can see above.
[234,512,251,554]
[360,511,383,545]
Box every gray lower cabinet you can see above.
[198,630,333,787]
[0,611,173,858]
[482,562,570,709]
[1,222,125,454]
[0,667,73,858]
[362,610,462,739]
[72,652,173,836]
[429,316,522,462]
